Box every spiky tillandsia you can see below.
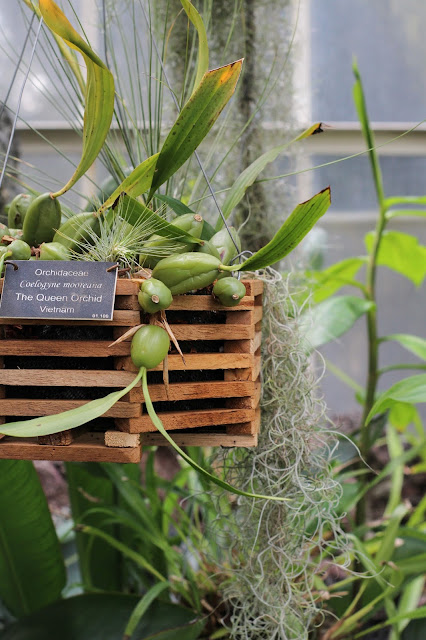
[63,199,190,269]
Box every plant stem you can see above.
[355,202,387,529]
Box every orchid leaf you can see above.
[39,0,114,198]
[99,154,159,212]
[142,368,288,502]
[148,60,243,200]
[216,123,324,230]
[0,370,142,437]
[180,0,209,92]
[232,187,331,271]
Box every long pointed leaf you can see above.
[148,60,243,199]
[232,187,331,271]
[180,0,209,92]
[216,123,324,230]
[0,370,142,437]
[142,368,288,502]
[353,59,385,205]
[0,460,66,617]
[39,0,114,198]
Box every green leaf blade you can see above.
[366,374,426,424]
[312,256,366,303]
[381,334,426,361]
[0,371,142,437]
[0,460,66,617]
[303,296,375,349]
[217,123,324,230]
[180,0,209,92]
[40,0,114,198]
[148,60,243,199]
[365,230,426,286]
[236,188,331,271]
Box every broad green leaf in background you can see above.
[232,187,331,272]
[39,0,114,198]
[0,370,142,437]
[381,334,426,361]
[366,374,426,424]
[365,231,426,286]
[0,460,66,618]
[302,295,375,349]
[155,194,216,239]
[118,195,203,245]
[389,402,420,431]
[180,0,209,92]
[312,256,366,303]
[99,154,159,212]
[0,594,201,640]
[353,59,385,205]
[65,463,123,591]
[148,60,243,199]
[216,123,325,231]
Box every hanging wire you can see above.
[0,16,44,191]
[0,14,36,123]
[139,1,240,254]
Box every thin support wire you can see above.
[0,16,44,192]
[0,14,36,123]
[139,1,240,254]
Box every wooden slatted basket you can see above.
[0,278,263,462]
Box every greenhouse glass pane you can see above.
[311,0,426,122]
[1,0,90,124]
[309,155,426,211]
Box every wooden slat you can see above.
[166,324,255,340]
[227,407,261,436]
[0,399,141,418]
[127,380,257,403]
[117,407,255,433]
[116,280,140,295]
[114,295,140,311]
[0,432,141,462]
[169,296,254,311]
[0,310,140,327]
[0,340,130,357]
[116,352,255,373]
[140,432,257,447]
[243,280,264,296]
[0,369,138,387]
